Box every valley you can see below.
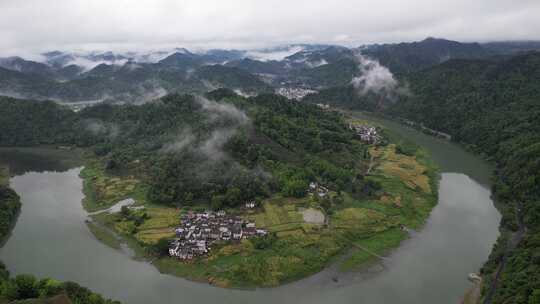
[0,32,538,304]
[0,113,500,303]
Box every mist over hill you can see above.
[2,38,536,104]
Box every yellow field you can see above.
[136,228,176,244]
[134,207,179,244]
[81,160,146,211]
[332,207,388,230]
[92,174,140,203]
[372,145,431,193]
[250,201,304,228]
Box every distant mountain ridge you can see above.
[1,38,538,103]
[361,37,494,74]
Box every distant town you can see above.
[275,87,318,100]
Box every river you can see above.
[0,118,501,304]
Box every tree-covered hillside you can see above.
[388,52,540,304]
[0,91,370,210]
[302,50,540,303]
[363,37,494,74]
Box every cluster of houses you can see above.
[316,103,331,110]
[275,87,318,100]
[349,124,381,144]
[308,182,329,198]
[169,210,267,260]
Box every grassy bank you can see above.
[80,157,149,212]
[0,165,21,246]
[86,221,122,250]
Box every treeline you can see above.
[0,90,370,209]
[0,184,20,245]
[0,166,21,246]
[0,262,120,304]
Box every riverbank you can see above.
[0,165,21,247]
[82,123,439,288]
[0,153,121,304]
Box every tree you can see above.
[321,197,331,211]
[37,278,63,298]
[183,192,194,206]
[0,261,9,281]
[283,179,307,198]
[151,238,171,256]
[13,274,38,299]
[120,205,130,218]
[1,280,19,300]
[332,194,344,205]
[225,188,241,207]
[211,195,224,210]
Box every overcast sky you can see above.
[1,0,539,55]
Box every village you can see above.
[275,87,318,100]
[349,123,381,144]
[169,206,267,260]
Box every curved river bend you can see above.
[0,119,500,304]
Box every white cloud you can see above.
[246,46,305,61]
[0,0,539,55]
[351,55,397,95]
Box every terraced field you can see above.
[80,158,147,212]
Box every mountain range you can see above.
[1,38,539,103]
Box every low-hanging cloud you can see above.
[195,96,249,125]
[83,119,120,139]
[351,53,410,101]
[161,97,249,160]
[160,128,196,153]
[351,54,397,95]
[159,96,262,183]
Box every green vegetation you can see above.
[86,222,121,250]
[304,51,540,303]
[92,137,437,288]
[0,91,370,211]
[0,166,21,245]
[0,167,8,186]
[382,52,540,304]
[0,262,120,304]
[0,91,438,287]
[306,51,540,303]
[340,228,406,270]
[80,158,147,212]
[363,37,493,75]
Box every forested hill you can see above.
[362,37,494,74]
[312,51,540,304]
[0,91,370,210]
[396,52,540,304]
[391,52,540,150]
